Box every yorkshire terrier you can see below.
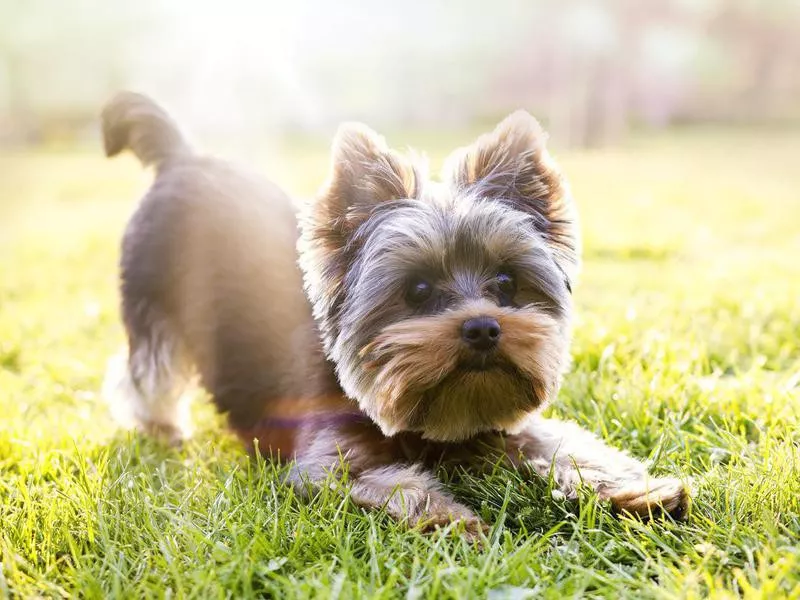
[102,92,688,539]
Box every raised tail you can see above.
[101,91,190,168]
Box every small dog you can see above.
[103,92,688,539]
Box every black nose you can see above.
[461,316,501,351]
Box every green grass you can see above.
[1,127,799,598]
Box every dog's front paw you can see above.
[609,477,689,520]
[349,465,489,542]
[412,494,488,543]
[415,505,489,543]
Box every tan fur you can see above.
[443,110,580,281]
[360,300,567,440]
[608,478,689,518]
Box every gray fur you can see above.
[103,92,336,436]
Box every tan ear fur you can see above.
[443,111,580,280]
[316,123,420,241]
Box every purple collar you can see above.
[253,412,373,430]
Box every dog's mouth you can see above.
[457,351,511,373]
[400,358,540,440]
[451,355,530,387]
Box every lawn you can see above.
[1,127,799,598]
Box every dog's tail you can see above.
[101,91,190,169]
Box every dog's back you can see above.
[102,92,336,441]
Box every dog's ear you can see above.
[300,123,420,344]
[311,122,420,245]
[443,111,580,281]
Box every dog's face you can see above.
[300,112,580,441]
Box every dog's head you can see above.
[299,112,580,441]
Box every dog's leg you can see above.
[103,318,193,444]
[509,416,689,519]
[349,464,487,539]
[287,427,487,540]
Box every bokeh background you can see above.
[2,0,800,148]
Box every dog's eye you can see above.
[405,278,433,305]
[497,271,516,295]
[496,271,516,305]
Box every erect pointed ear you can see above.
[299,123,421,344]
[311,122,420,243]
[443,111,580,282]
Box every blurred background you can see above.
[1,0,799,149]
